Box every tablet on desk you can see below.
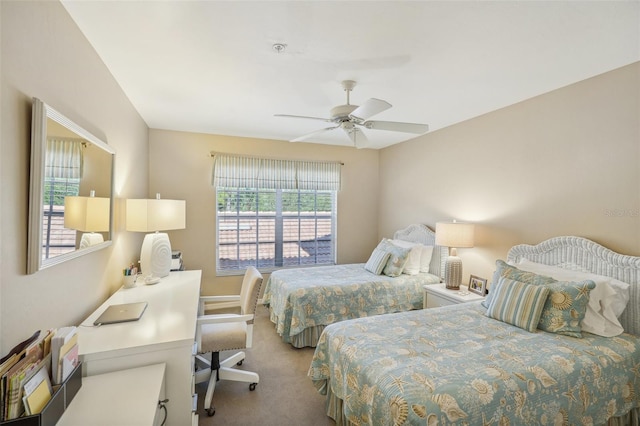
[93,302,148,326]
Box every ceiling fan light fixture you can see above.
[330,104,358,120]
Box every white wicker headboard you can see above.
[393,224,448,279]
[507,236,640,336]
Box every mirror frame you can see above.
[27,98,115,274]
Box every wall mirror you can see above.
[27,98,115,274]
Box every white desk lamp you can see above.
[435,221,475,290]
[126,194,186,280]
[64,190,110,249]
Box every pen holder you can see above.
[122,274,138,289]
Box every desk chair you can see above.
[194,266,263,417]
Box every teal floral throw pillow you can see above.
[536,280,596,338]
[378,239,411,278]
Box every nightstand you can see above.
[423,283,485,308]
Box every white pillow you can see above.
[512,259,630,337]
[419,246,434,273]
[390,239,422,275]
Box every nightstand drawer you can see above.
[423,283,485,308]
[425,292,457,308]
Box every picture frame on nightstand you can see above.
[468,275,487,296]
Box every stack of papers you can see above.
[22,366,52,416]
[0,326,79,421]
[51,326,78,385]
[0,329,54,420]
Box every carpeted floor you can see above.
[197,304,336,425]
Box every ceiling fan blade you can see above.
[291,126,339,142]
[363,120,429,134]
[348,98,392,122]
[342,126,369,148]
[275,114,333,123]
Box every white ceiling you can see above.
[61,1,639,150]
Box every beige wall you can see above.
[0,1,148,352]
[379,62,640,286]
[148,129,380,295]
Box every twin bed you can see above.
[262,224,447,348]
[308,236,640,425]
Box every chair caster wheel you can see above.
[207,407,216,417]
[249,383,257,391]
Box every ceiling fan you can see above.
[275,80,429,147]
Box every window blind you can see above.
[211,153,341,191]
[45,138,84,179]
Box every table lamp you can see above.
[126,193,186,279]
[64,190,110,249]
[435,221,475,290]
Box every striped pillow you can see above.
[482,260,556,308]
[486,277,550,332]
[364,247,391,275]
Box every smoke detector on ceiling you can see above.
[272,43,287,53]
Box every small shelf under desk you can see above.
[57,363,166,426]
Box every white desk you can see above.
[57,363,166,426]
[78,270,201,426]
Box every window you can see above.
[41,138,84,259]
[42,176,80,259]
[212,153,341,274]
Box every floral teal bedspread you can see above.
[262,264,440,345]
[309,302,640,425]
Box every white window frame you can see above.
[211,152,342,276]
[215,187,337,275]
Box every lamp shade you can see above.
[64,195,110,232]
[435,222,475,248]
[126,199,186,232]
